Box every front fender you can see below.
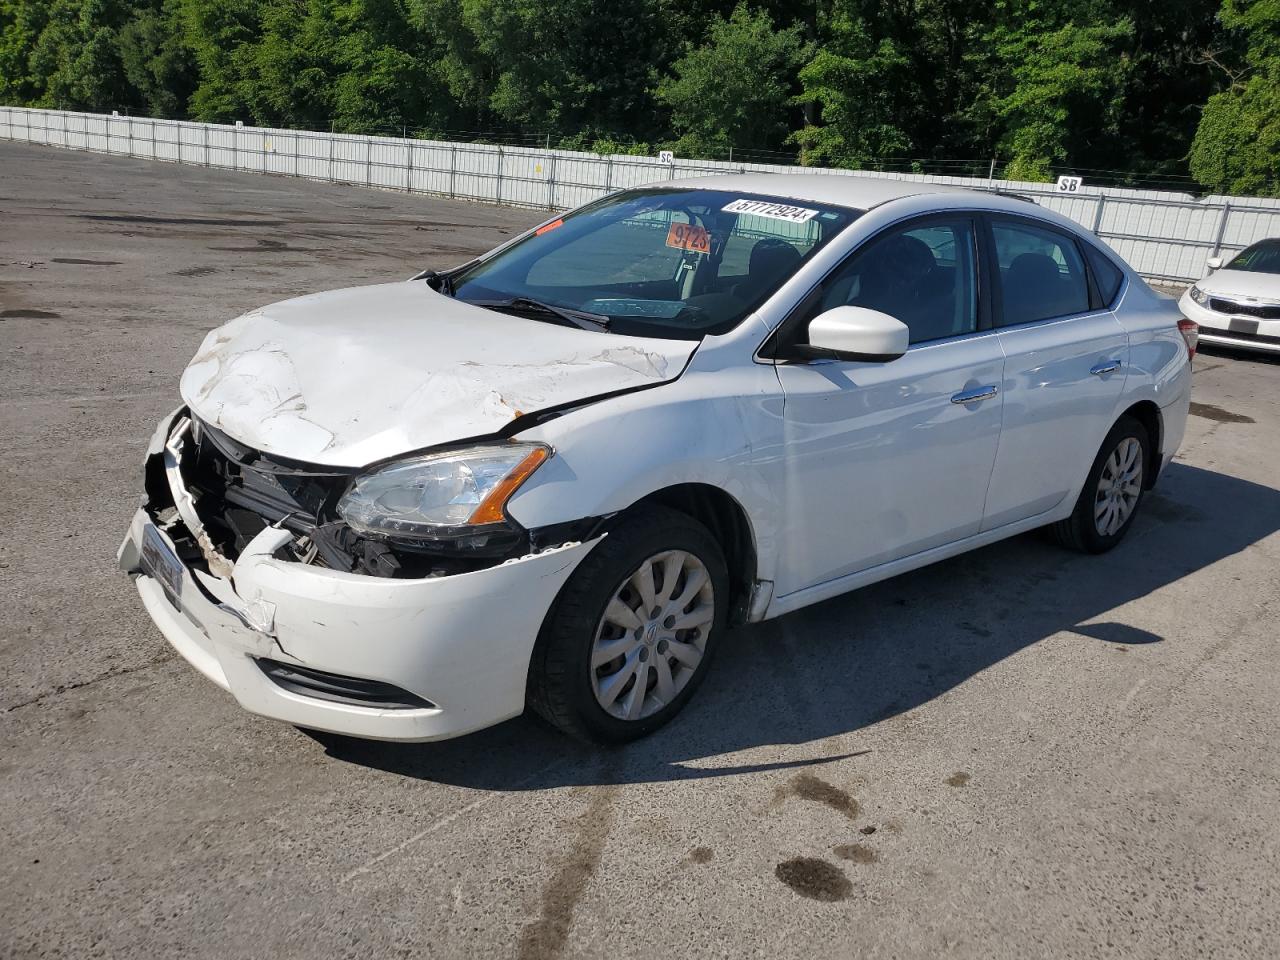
[507,363,783,584]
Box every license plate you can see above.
[140,524,184,599]
[1229,317,1260,336]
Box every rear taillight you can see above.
[1177,318,1198,360]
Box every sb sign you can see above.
[1055,175,1084,193]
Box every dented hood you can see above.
[179,282,696,467]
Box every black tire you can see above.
[527,505,729,744]
[1050,415,1150,554]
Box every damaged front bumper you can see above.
[118,410,600,742]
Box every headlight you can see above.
[1189,285,1209,306]
[338,443,550,542]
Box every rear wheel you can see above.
[1051,415,1149,553]
[528,506,728,743]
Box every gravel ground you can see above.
[2,140,1279,960]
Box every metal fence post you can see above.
[365,137,372,186]
[548,150,557,210]
[450,145,457,198]
[127,114,134,156]
[1091,195,1106,234]
[151,119,157,160]
[327,132,334,181]
[496,146,504,204]
[605,154,613,194]
[202,122,209,167]
[405,136,413,192]
[1210,202,1232,258]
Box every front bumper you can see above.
[1179,291,1280,355]
[118,411,600,742]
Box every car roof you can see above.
[659,172,974,211]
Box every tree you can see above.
[1189,0,1280,195]
[791,7,913,166]
[972,5,1133,181]
[655,3,809,158]
[118,0,196,117]
[461,0,671,138]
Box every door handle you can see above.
[951,385,999,404]
[1090,360,1122,376]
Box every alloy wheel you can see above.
[1094,437,1143,536]
[589,550,715,721]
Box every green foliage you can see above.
[966,3,1133,182]
[655,4,808,158]
[791,6,912,166]
[0,0,1274,195]
[1189,0,1280,194]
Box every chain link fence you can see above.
[5,106,1279,285]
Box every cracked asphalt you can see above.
[3,140,1279,960]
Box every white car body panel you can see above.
[768,332,1004,595]
[179,282,696,467]
[120,176,1194,741]
[982,310,1129,529]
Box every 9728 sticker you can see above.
[721,198,818,224]
[666,222,711,253]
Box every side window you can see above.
[814,218,978,344]
[1085,245,1124,305]
[991,220,1090,325]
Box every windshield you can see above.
[1226,240,1280,275]
[450,189,859,339]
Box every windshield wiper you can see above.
[471,297,611,332]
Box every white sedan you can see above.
[118,175,1194,743]
[1180,239,1280,354]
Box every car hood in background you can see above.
[1197,270,1280,301]
[179,282,696,467]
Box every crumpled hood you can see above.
[180,282,696,467]
[1197,270,1280,301]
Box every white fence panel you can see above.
[4,106,1280,283]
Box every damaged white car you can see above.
[119,175,1193,743]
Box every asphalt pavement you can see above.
[2,140,1278,960]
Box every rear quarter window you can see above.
[1086,246,1125,305]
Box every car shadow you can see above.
[307,462,1279,789]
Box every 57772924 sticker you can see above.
[721,198,818,224]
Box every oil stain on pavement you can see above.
[833,843,878,864]
[773,773,860,820]
[1189,401,1254,424]
[775,857,853,902]
[516,785,618,960]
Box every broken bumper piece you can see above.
[118,414,600,742]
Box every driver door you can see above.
[772,215,1006,596]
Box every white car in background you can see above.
[119,175,1194,745]
[1180,239,1280,354]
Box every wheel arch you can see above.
[1119,399,1163,489]
[624,483,759,626]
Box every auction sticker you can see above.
[665,222,711,253]
[721,198,818,223]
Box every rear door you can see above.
[980,215,1129,530]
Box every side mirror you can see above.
[794,306,909,363]
[1205,256,1224,271]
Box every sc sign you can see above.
[658,150,675,165]
[1056,175,1084,193]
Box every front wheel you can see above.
[1051,415,1150,553]
[527,506,728,743]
